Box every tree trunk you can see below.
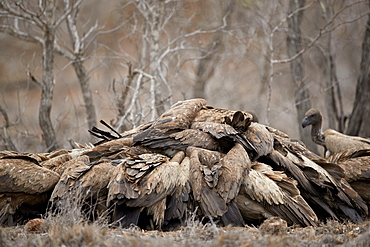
[286,0,317,153]
[71,60,97,130]
[346,0,370,137]
[148,0,165,120]
[193,1,234,99]
[322,3,344,133]
[40,0,59,151]
[193,33,221,99]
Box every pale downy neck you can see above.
[310,115,326,148]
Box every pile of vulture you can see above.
[1,98,370,230]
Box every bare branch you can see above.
[115,70,144,131]
[0,24,43,44]
[272,0,368,64]
[55,0,83,27]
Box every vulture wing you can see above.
[327,149,370,183]
[134,128,221,152]
[270,135,368,223]
[107,151,189,228]
[243,122,274,159]
[238,162,318,227]
[0,155,60,194]
[324,130,370,154]
[133,98,206,145]
[187,145,247,226]
[50,155,91,201]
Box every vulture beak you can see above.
[301,117,310,128]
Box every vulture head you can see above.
[301,108,322,129]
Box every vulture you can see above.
[186,143,250,227]
[327,149,370,205]
[4,98,367,230]
[0,153,60,226]
[266,130,368,223]
[50,155,116,219]
[107,151,191,230]
[236,161,318,227]
[133,99,257,159]
[87,99,367,228]
[302,108,370,155]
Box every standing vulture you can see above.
[301,108,370,155]
[0,153,60,226]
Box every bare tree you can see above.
[0,104,17,151]
[347,0,370,137]
[0,0,120,149]
[111,0,231,131]
[0,0,63,150]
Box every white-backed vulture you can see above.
[186,143,250,226]
[107,151,190,229]
[327,149,370,204]
[302,108,370,155]
[236,162,318,227]
[0,154,60,225]
[50,155,115,215]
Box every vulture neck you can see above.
[310,119,326,148]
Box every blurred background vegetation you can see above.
[0,0,369,154]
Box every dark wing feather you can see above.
[50,155,91,201]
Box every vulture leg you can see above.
[220,201,245,227]
[112,203,141,228]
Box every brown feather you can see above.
[237,162,318,226]
[0,156,60,194]
[133,99,206,145]
[107,151,189,228]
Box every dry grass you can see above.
[1,211,370,247]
